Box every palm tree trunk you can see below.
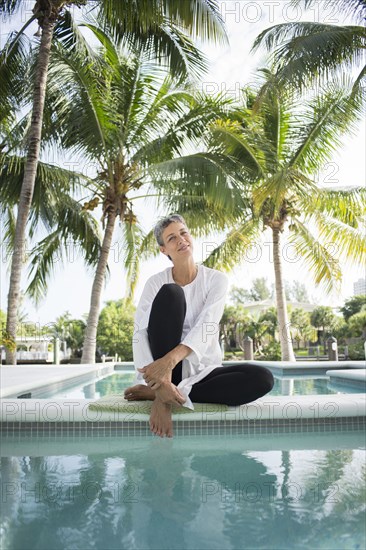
[5,12,56,364]
[81,211,117,364]
[272,227,296,361]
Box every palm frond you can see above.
[310,212,366,266]
[0,204,16,259]
[203,220,261,271]
[78,22,120,69]
[132,91,229,161]
[0,152,86,215]
[25,231,63,304]
[0,31,31,124]
[138,229,161,261]
[0,0,22,17]
[54,11,99,59]
[121,221,146,300]
[26,199,102,303]
[157,189,245,235]
[115,22,209,82]
[149,152,247,216]
[96,0,227,44]
[289,221,343,293]
[253,169,316,215]
[208,120,266,179]
[300,0,366,24]
[300,186,366,227]
[47,43,114,160]
[253,22,366,90]
[289,86,363,173]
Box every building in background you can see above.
[353,278,366,296]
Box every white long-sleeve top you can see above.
[132,264,229,409]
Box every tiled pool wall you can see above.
[1,416,365,439]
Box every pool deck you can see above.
[0,363,115,398]
[0,361,365,436]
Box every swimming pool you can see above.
[1,433,365,550]
[1,363,364,548]
[20,371,360,400]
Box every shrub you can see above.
[348,342,365,361]
[258,341,281,361]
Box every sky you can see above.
[0,1,365,326]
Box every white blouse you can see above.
[132,264,229,409]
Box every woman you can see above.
[124,214,274,437]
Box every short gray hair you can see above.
[153,214,187,246]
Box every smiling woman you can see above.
[124,214,274,438]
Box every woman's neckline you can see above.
[170,264,199,287]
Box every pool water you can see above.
[32,372,356,400]
[1,435,365,550]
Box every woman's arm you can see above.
[138,343,192,389]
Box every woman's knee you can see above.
[150,283,186,320]
[258,366,274,393]
[155,283,185,302]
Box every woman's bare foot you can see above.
[124,384,155,401]
[150,398,173,437]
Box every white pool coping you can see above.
[1,362,365,424]
[1,394,365,422]
[326,369,366,382]
[0,363,116,398]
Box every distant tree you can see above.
[258,307,278,339]
[340,295,366,321]
[332,318,350,344]
[290,281,309,302]
[283,281,310,302]
[53,312,86,357]
[246,319,271,354]
[230,277,272,304]
[229,287,251,304]
[221,305,251,349]
[310,306,338,352]
[251,278,272,301]
[97,300,136,360]
[348,309,366,339]
[284,281,292,301]
[290,308,313,349]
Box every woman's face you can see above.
[160,222,194,261]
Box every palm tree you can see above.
[0,0,227,363]
[44,27,231,363]
[252,0,366,97]
[162,71,366,360]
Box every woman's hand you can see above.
[137,356,175,389]
[155,382,186,407]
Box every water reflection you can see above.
[1,440,365,550]
[271,377,334,396]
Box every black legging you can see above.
[147,283,274,406]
